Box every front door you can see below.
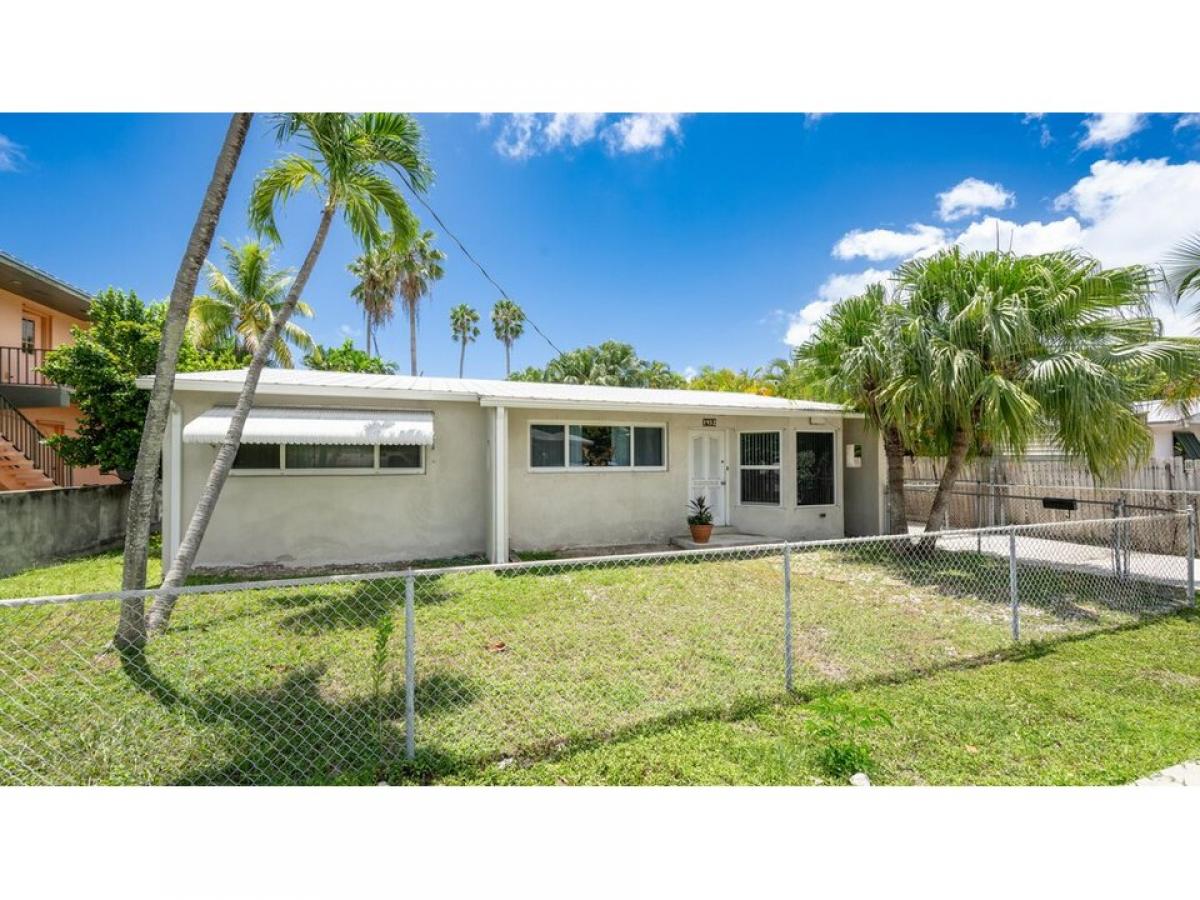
[688,430,728,526]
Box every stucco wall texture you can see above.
[169,391,878,569]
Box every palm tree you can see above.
[1167,232,1200,317]
[117,113,253,652]
[492,298,525,376]
[348,242,401,356]
[893,247,1196,536]
[397,230,446,376]
[190,239,316,367]
[147,113,431,635]
[449,303,480,377]
[792,283,911,534]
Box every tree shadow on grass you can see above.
[269,577,459,634]
[821,544,1183,624]
[120,650,480,785]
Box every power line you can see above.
[395,170,564,358]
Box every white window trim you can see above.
[795,427,838,509]
[736,429,783,507]
[527,420,669,472]
[227,443,426,476]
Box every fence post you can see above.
[1008,527,1020,642]
[1188,503,1196,607]
[1112,498,1123,577]
[783,543,794,693]
[404,571,416,762]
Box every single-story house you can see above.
[1133,401,1200,460]
[140,369,886,569]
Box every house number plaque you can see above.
[701,417,717,427]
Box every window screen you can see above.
[231,443,281,470]
[633,426,665,467]
[796,432,834,506]
[739,432,780,504]
[286,444,375,469]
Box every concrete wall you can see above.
[842,417,885,536]
[1150,423,1199,459]
[172,392,490,568]
[0,484,132,575]
[0,287,87,351]
[506,408,847,551]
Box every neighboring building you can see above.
[0,251,117,490]
[142,369,886,569]
[1134,401,1200,460]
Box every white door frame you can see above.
[687,428,730,526]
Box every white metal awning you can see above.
[182,406,434,446]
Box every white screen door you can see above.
[688,430,728,526]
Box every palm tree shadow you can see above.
[268,576,458,634]
[823,543,1181,624]
[120,649,479,784]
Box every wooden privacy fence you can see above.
[903,457,1199,556]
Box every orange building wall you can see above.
[1,286,118,487]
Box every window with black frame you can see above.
[796,432,834,506]
[739,431,780,505]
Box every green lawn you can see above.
[0,541,1195,785]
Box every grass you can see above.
[0,540,1195,785]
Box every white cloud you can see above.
[338,323,361,339]
[493,113,539,160]
[1174,114,1200,132]
[602,114,684,153]
[543,113,604,148]
[0,134,26,172]
[833,224,945,261]
[954,215,1087,255]
[784,269,893,346]
[1079,113,1147,149]
[936,177,1015,221]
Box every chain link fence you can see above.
[1,510,1194,784]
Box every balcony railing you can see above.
[0,347,53,387]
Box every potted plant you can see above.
[687,495,715,544]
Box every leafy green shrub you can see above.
[804,697,892,782]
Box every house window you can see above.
[20,318,35,354]
[1173,431,1200,461]
[569,425,630,467]
[232,443,282,470]
[796,432,835,506]
[529,423,667,470]
[229,442,424,473]
[739,431,780,505]
[286,444,375,469]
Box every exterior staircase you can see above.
[0,393,71,491]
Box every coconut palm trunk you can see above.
[882,426,908,535]
[409,303,418,375]
[146,204,335,634]
[921,424,972,538]
[115,112,252,653]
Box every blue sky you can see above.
[1,112,1199,379]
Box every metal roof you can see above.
[182,406,435,445]
[0,250,92,319]
[1133,401,1200,426]
[147,369,848,416]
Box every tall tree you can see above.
[189,239,315,367]
[396,231,446,376]
[117,112,251,652]
[449,303,480,377]
[894,247,1196,536]
[146,113,431,635]
[1167,232,1200,321]
[686,365,772,395]
[304,339,397,374]
[492,298,525,376]
[509,340,684,388]
[792,283,911,534]
[348,242,401,356]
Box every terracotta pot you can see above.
[689,523,714,544]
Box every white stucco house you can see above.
[140,370,886,569]
[1133,401,1200,461]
